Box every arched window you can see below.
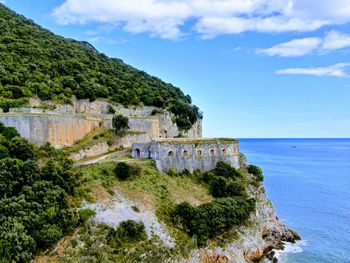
[233,147,238,155]
[197,149,203,156]
[222,148,227,155]
[183,150,189,157]
[135,148,141,158]
[210,149,215,155]
[168,151,174,157]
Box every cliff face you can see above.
[186,173,300,263]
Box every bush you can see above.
[79,209,96,223]
[226,181,246,197]
[214,161,240,179]
[112,115,129,136]
[209,176,227,198]
[209,177,246,198]
[114,162,141,180]
[248,165,264,182]
[9,137,37,161]
[0,126,77,261]
[115,220,147,243]
[173,197,256,246]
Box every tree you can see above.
[214,161,240,179]
[247,165,264,182]
[9,137,36,161]
[114,162,140,180]
[112,115,129,136]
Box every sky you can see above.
[3,0,350,138]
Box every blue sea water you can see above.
[239,139,350,263]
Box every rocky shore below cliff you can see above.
[185,178,300,263]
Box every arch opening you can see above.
[183,150,189,157]
[135,148,141,158]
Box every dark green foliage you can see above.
[248,165,264,182]
[0,4,199,130]
[0,127,78,261]
[114,162,141,180]
[214,161,240,179]
[173,197,256,246]
[209,176,227,198]
[0,122,19,140]
[0,98,29,112]
[209,177,246,198]
[8,136,36,161]
[0,218,36,263]
[112,114,129,136]
[207,162,247,198]
[79,209,96,224]
[108,220,147,245]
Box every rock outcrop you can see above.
[185,171,300,263]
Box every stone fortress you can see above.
[132,138,240,172]
[0,97,240,172]
[0,97,202,148]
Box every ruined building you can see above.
[132,138,240,172]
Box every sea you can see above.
[239,139,350,263]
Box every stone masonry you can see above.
[132,138,240,172]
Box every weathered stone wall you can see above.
[157,113,202,139]
[34,97,202,138]
[132,139,239,172]
[0,115,101,148]
[102,116,160,138]
[2,97,202,149]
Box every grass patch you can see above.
[63,127,114,154]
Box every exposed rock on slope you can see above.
[186,175,300,263]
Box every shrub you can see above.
[167,167,177,177]
[79,209,96,223]
[114,162,141,180]
[226,181,246,197]
[9,137,37,161]
[209,177,246,198]
[209,176,227,198]
[214,161,240,179]
[115,220,147,243]
[0,123,19,140]
[173,197,256,246]
[247,165,264,182]
[112,115,129,136]
[107,105,116,114]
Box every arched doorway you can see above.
[135,148,141,158]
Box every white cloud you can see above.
[321,30,350,51]
[276,63,350,77]
[257,37,322,57]
[259,30,350,57]
[52,0,350,39]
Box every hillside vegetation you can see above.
[0,4,200,130]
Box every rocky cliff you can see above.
[185,157,300,263]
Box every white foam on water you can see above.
[274,240,306,263]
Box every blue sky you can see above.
[4,0,350,138]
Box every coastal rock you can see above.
[185,171,300,263]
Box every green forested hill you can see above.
[0,4,200,129]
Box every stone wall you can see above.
[102,116,160,138]
[0,114,101,148]
[132,139,239,172]
[2,97,202,149]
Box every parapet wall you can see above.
[1,98,202,149]
[0,115,101,148]
[132,139,239,172]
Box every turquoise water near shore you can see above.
[239,139,350,263]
